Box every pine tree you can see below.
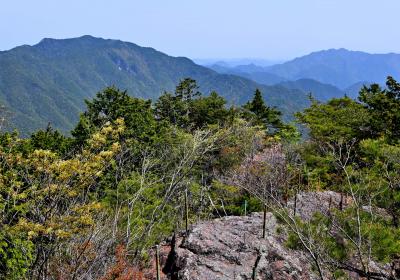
[243,89,283,132]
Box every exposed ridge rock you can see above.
[142,191,393,279]
[166,213,317,280]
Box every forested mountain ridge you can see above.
[277,78,353,101]
[209,64,362,102]
[0,35,307,135]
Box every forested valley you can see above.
[1,77,400,279]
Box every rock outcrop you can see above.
[164,213,317,280]
[287,190,349,220]
[141,191,394,279]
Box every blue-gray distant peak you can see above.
[265,49,400,88]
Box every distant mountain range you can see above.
[208,64,287,86]
[0,36,307,135]
[193,58,282,68]
[266,49,400,89]
[1,36,398,135]
[209,48,400,102]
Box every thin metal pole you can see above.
[185,189,189,235]
[262,204,267,239]
[156,245,161,280]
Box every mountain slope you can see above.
[344,81,371,99]
[0,36,308,135]
[278,79,347,101]
[207,64,352,100]
[265,49,400,88]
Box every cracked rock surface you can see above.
[166,213,317,280]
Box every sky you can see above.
[1,0,399,60]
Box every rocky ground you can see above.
[164,213,317,280]
[143,191,344,280]
[142,191,396,279]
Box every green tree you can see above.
[296,96,370,143]
[154,92,187,126]
[296,97,370,187]
[30,124,72,155]
[359,77,400,142]
[72,87,157,146]
[190,91,229,128]
[155,78,230,129]
[360,139,400,227]
[243,89,283,133]
[175,77,201,102]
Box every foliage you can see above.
[72,86,157,146]
[0,119,124,278]
[3,76,400,279]
[296,96,370,143]
[243,89,284,132]
[30,124,72,155]
[154,78,230,129]
[359,76,400,142]
[0,232,34,280]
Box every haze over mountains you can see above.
[267,49,400,88]
[0,35,399,135]
[207,49,400,101]
[193,58,282,68]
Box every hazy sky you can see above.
[1,0,399,60]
